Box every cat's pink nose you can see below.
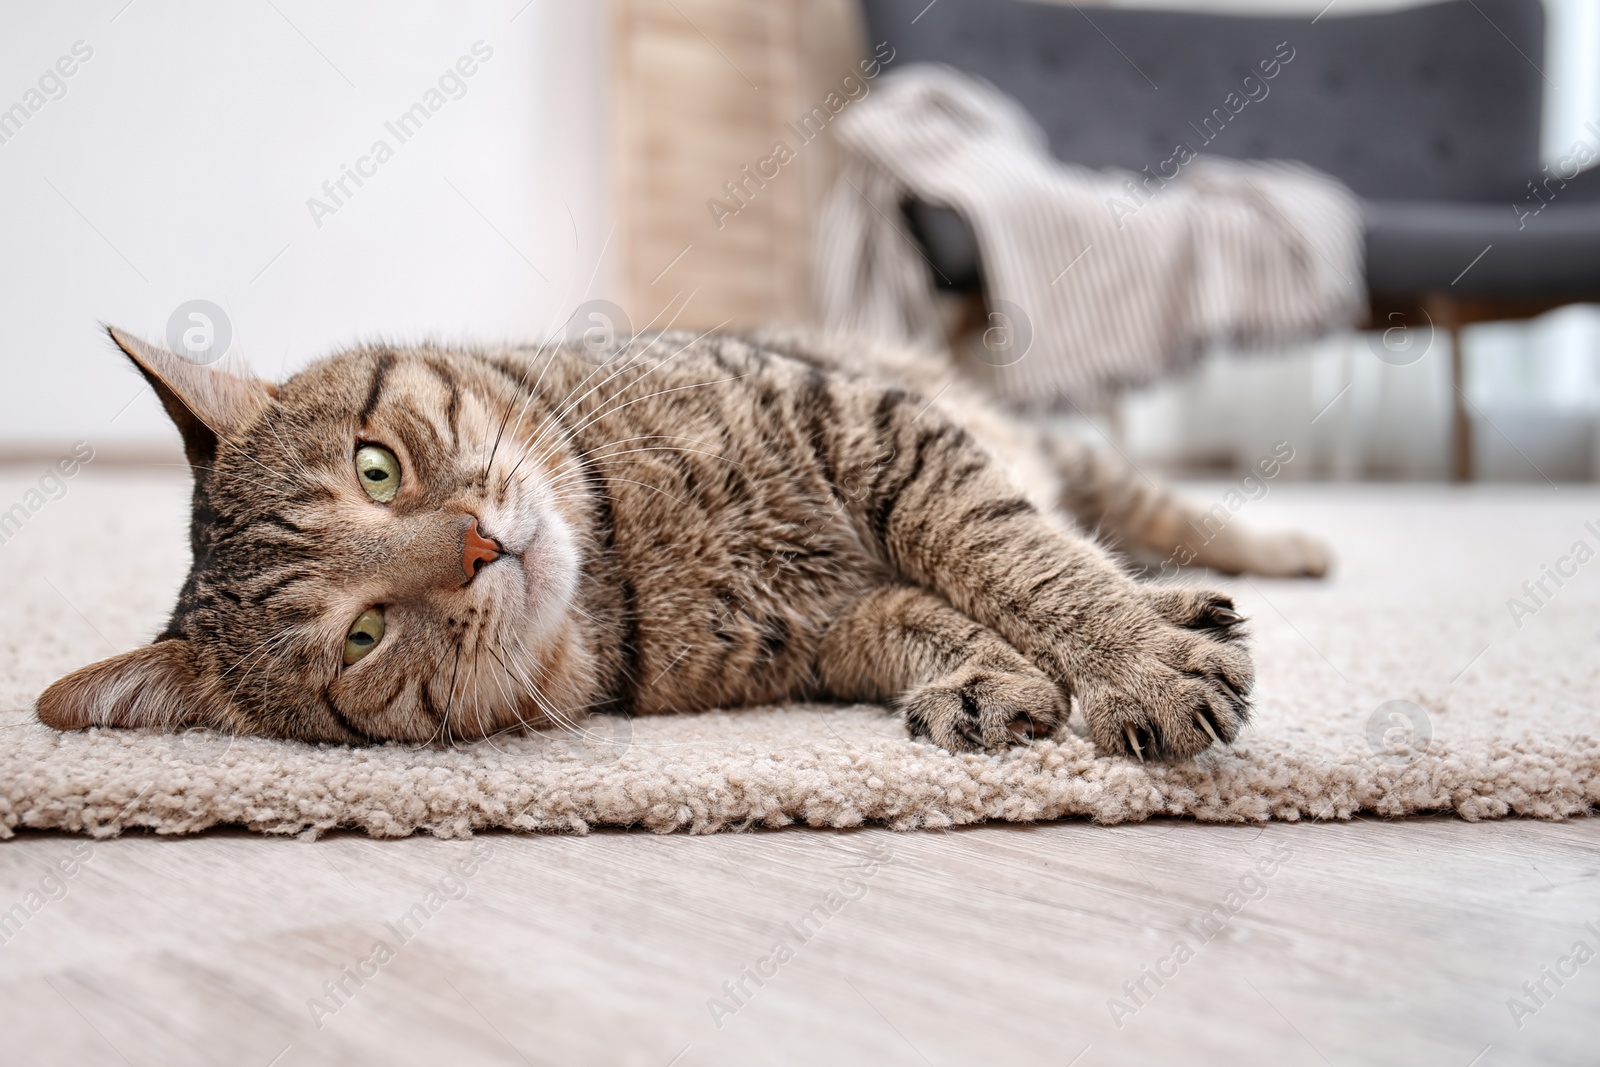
[461,518,503,579]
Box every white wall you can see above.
[0,1,611,457]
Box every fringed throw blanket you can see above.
[814,65,1364,407]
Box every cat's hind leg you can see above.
[1046,434,1331,578]
[817,584,1066,753]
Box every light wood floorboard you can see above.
[0,817,1596,1066]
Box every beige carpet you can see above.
[1,465,1595,838]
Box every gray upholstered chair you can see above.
[861,0,1600,479]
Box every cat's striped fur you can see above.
[37,326,1327,759]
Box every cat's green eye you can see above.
[343,607,386,665]
[354,445,400,503]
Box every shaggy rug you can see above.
[1,466,1595,838]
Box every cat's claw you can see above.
[902,664,1067,753]
[1125,725,1144,763]
[1194,711,1222,746]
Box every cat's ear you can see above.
[35,640,219,731]
[106,325,278,464]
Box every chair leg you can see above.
[1448,322,1472,482]
[1421,293,1472,482]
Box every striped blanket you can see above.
[813,65,1364,407]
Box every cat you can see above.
[36,325,1329,759]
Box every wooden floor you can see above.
[1,817,1596,1066]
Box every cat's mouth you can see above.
[505,517,541,556]
[508,511,580,641]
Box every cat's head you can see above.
[36,327,591,744]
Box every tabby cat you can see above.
[37,326,1329,759]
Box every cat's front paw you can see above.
[1077,589,1254,761]
[900,663,1067,753]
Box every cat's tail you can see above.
[1043,434,1331,579]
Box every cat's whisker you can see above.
[533,358,737,466]
[551,476,686,507]
[524,437,725,496]
[537,441,745,490]
[215,431,297,488]
[516,373,747,497]
[209,629,302,733]
[637,286,699,335]
[505,331,666,478]
[506,322,730,491]
[561,599,613,630]
[484,257,693,478]
[408,675,455,752]
[533,446,749,507]
[488,644,616,749]
[516,328,726,472]
[411,640,464,749]
[507,287,701,468]
[258,409,321,486]
[483,330,566,480]
[218,625,299,704]
[495,285,697,469]
[486,204,604,467]
[143,462,285,499]
[483,642,547,741]
[221,622,298,669]
[488,640,747,755]
[502,355,657,491]
[537,434,724,475]
[441,645,469,751]
[467,660,505,753]
[482,651,525,735]
[462,618,501,744]
[493,343,598,475]
[475,630,508,734]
